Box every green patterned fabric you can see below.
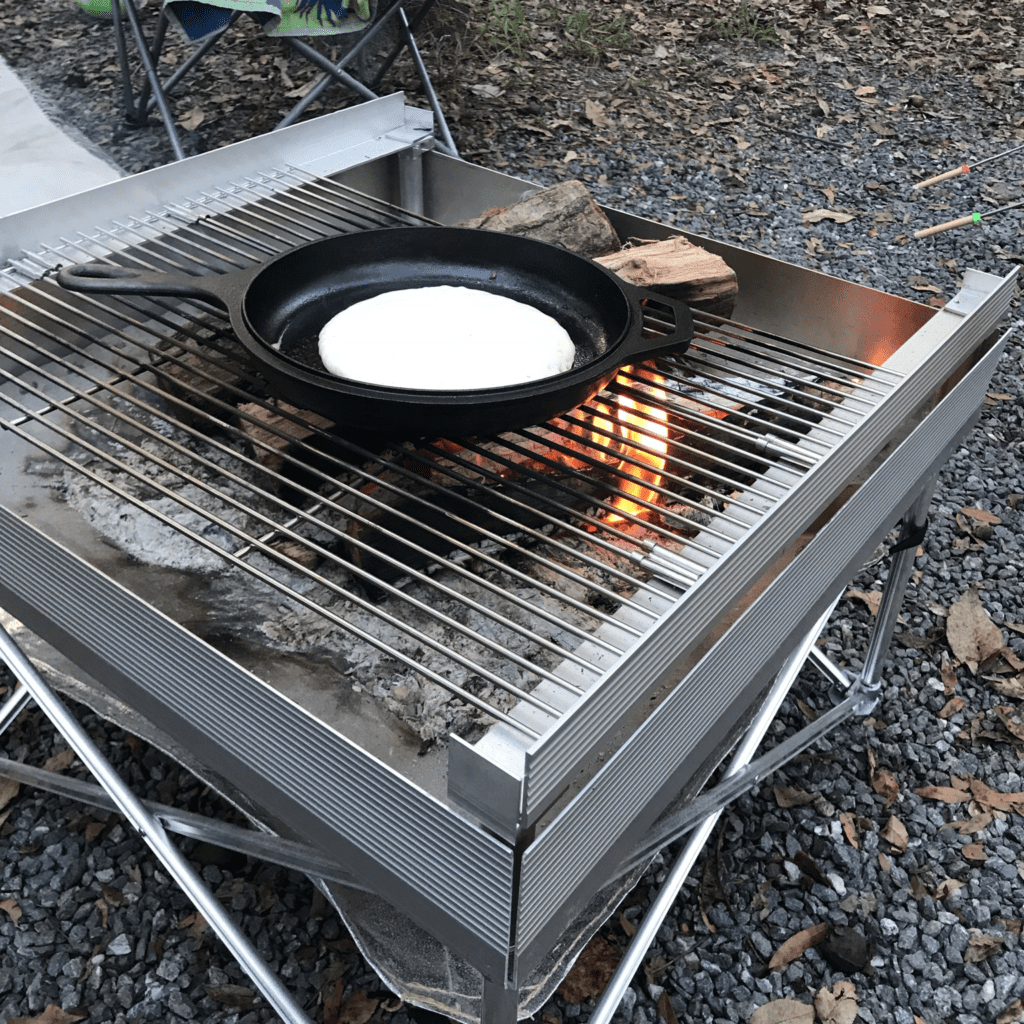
[76,0,375,39]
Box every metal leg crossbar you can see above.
[0,621,314,1024]
[104,0,455,161]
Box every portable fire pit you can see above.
[0,96,1017,1022]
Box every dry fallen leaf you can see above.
[6,1008,86,1024]
[657,990,678,1024]
[42,748,75,773]
[774,784,816,808]
[947,587,1004,673]
[839,812,860,849]
[938,696,965,719]
[915,785,969,804]
[995,705,1024,742]
[584,99,609,128]
[331,991,379,1024]
[803,209,855,226]
[878,851,891,872]
[960,507,1002,526]
[814,980,859,1024]
[558,936,620,1003]
[871,766,899,809]
[962,842,988,864]
[0,897,21,924]
[968,776,1024,813]
[941,652,958,695]
[881,815,908,853]
[177,106,205,131]
[0,776,18,814]
[750,998,815,1024]
[933,877,965,899]
[997,998,1024,1024]
[769,922,829,970]
[847,588,882,615]
[203,984,257,1009]
[965,930,1003,963]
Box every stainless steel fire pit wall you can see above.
[0,95,1017,1022]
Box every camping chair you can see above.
[79,0,456,161]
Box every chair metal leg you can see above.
[0,620,312,1024]
[114,0,187,158]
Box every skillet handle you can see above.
[612,283,696,363]
[56,263,233,310]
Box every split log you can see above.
[595,236,738,318]
[455,180,620,258]
[237,400,334,478]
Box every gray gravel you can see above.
[2,35,1024,1024]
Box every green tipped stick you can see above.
[914,197,1024,239]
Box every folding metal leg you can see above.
[274,0,459,157]
[109,0,187,159]
[0,620,313,1024]
[586,474,941,1024]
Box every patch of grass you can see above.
[562,7,632,61]
[478,0,530,56]
[709,3,777,45]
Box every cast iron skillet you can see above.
[57,227,694,438]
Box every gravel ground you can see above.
[3,8,1024,1024]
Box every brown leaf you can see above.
[750,999,815,1024]
[332,991,378,1024]
[871,768,899,809]
[997,998,1024,1024]
[657,990,678,1024]
[962,842,988,864]
[558,936,620,1003]
[619,911,637,937]
[42,748,75,773]
[94,897,108,929]
[0,776,18,813]
[0,897,22,924]
[881,815,908,853]
[941,653,958,695]
[177,106,205,131]
[994,705,1024,742]
[989,675,1024,700]
[933,877,965,899]
[203,985,257,1009]
[773,784,816,808]
[802,209,855,226]
[943,810,995,835]
[840,812,859,849]
[947,587,1004,672]
[814,980,859,1024]
[938,697,965,719]
[878,851,891,872]
[847,588,882,615]
[960,507,1002,526]
[6,1008,86,1024]
[964,930,1003,963]
[769,922,829,970]
[968,777,1024,813]
[915,785,969,804]
[584,99,609,128]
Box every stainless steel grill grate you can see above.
[0,168,907,743]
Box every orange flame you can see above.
[603,368,670,524]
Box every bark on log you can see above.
[455,180,620,258]
[596,236,738,318]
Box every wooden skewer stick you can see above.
[913,165,970,190]
[912,142,1024,190]
[914,196,1024,239]
[913,214,977,239]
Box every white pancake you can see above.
[317,285,576,390]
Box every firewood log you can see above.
[596,236,738,318]
[455,180,620,258]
